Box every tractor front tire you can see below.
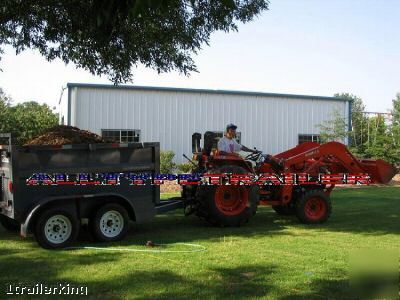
[196,166,259,227]
[295,190,332,224]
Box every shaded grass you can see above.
[0,187,399,299]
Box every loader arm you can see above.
[279,142,396,184]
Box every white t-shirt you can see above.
[218,136,242,153]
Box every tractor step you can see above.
[156,198,184,214]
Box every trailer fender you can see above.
[20,193,138,237]
[21,195,81,237]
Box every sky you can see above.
[0,0,399,112]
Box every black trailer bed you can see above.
[0,133,160,237]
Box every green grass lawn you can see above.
[0,187,399,299]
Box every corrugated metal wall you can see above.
[67,86,349,163]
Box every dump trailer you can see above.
[0,134,161,249]
[182,132,397,227]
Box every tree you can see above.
[389,93,400,166]
[391,93,400,147]
[0,88,13,134]
[10,102,58,144]
[0,0,269,82]
[363,115,393,161]
[317,108,348,143]
[329,92,400,165]
[334,93,368,149]
[0,88,58,144]
[160,150,177,174]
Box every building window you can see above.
[102,130,141,143]
[298,134,320,144]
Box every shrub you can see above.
[160,151,176,174]
[177,162,193,174]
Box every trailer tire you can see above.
[272,205,296,215]
[34,207,79,249]
[0,214,20,232]
[196,166,259,227]
[295,190,332,224]
[90,203,130,242]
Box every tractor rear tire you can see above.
[272,205,296,215]
[196,166,259,227]
[295,190,332,224]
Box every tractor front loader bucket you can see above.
[358,159,397,184]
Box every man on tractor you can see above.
[218,123,284,171]
[218,123,258,156]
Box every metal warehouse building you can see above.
[60,83,351,163]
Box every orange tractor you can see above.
[181,132,397,226]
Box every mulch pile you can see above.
[25,125,106,145]
[160,180,182,193]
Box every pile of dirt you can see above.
[25,125,106,145]
[160,180,182,193]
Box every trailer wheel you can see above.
[272,205,295,215]
[90,203,130,242]
[35,208,79,249]
[0,214,20,232]
[196,166,259,227]
[295,190,332,224]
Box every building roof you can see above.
[67,83,349,102]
